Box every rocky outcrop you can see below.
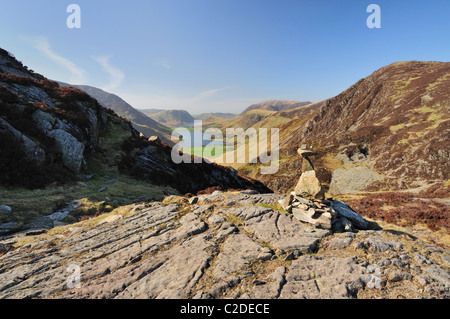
[120,142,272,195]
[0,191,448,299]
[32,110,86,173]
[0,48,108,180]
[0,117,46,165]
[329,167,381,195]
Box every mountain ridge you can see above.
[241,100,313,114]
[57,83,174,145]
[142,109,195,126]
[240,61,449,196]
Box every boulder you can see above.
[331,200,369,230]
[294,170,323,199]
[0,222,19,234]
[0,117,46,165]
[47,129,85,173]
[32,110,85,173]
[329,167,381,195]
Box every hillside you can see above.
[194,112,236,121]
[239,61,449,197]
[0,47,271,236]
[200,102,322,170]
[57,83,173,145]
[241,100,312,114]
[142,109,194,127]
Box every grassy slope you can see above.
[0,113,176,230]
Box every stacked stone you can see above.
[280,146,371,233]
[281,193,334,230]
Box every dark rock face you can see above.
[0,49,108,187]
[1,191,448,299]
[119,141,272,195]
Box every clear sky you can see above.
[1,0,449,114]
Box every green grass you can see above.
[256,202,286,213]
[182,145,230,158]
[0,114,176,229]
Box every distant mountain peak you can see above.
[242,100,313,114]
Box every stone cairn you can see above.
[279,145,371,233]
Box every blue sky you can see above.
[1,0,449,114]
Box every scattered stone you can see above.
[257,247,273,261]
[392,259,410,268]
[0,205,12,214]
[366,274,383,289]
[367,264,381,274]
[414,253,433,265]
[416,275,432,286]
[188,196,199,205]
[386,270,412,283]
[148,135,161,143]
[284,252,295,261]
[98,186,107,193]
[80,174,95,181]
[377,258,392,266]
[0,222,19,234]
[325,237,354,250]
[364,236,403,252]
[0,243,12,254]
[106,179,116,184]
[424,265,450,286]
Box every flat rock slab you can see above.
[243,210,331,253]
[279,255,366,299]
[0,191,449,299]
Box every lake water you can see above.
[174,127,225,148]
